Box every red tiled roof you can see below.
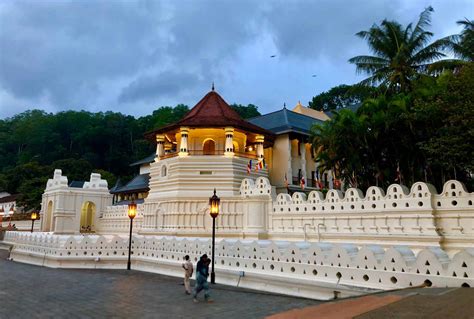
[0,194,18,204]
[146,90,274,140]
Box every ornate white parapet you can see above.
[3,232,473,299]
[269,180,474,254]
[45,169,69,191]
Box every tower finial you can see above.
[283,102,286,109]
[212,82,215,91]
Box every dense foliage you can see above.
[311,62,474,192]
[0,103,261,210]
[308,84,379,112]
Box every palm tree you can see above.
[444,19,474,61]
[349,6,448,92]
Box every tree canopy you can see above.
[311,64,474,192]
[348,6,451,92]
[308,84,379,112]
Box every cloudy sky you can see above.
[0,0,472,119]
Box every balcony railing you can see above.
[159,150,258,160]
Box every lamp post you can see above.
[127,200,137,270]
[209,189,220,284]
[30,211,39,233]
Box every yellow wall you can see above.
[269,134,290,187]
[175,128,247,152]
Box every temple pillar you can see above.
[155,134,165,161]
[300,140,307,186]
[256,135,264,160]
[224,127,234,157]
[179,127,189,156]
[287,137,293,185]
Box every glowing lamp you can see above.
[209,189,220,218]
[128,201,137,219]
[31,211,38,220]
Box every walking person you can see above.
[193,254,213,303]
[182,255,193,295]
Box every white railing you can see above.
[3,231,473,299]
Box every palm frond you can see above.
[410,6,434,42]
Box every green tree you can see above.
[309,84,379,111]
[230,104,261,119]
[417,64,474,188]
[349,6,449,92]
[445,19,474,62]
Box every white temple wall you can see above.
[4,231,473,300]
[148,155,267,200]
[97,177,474,255]
[265,180,474,255]
[96,204,144,234]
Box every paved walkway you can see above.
[0,250,318,319]
[1,249,472,319]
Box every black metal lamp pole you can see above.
[209,189,220,284]
[127,200,137,270]
[211,216,216,283]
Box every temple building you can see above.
[38,88,337,236]
[111,92,335,204]
[11,88,473,298]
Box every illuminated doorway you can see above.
[80,201,96,233]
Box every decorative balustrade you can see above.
[3,231,473,299]
[241,178,474,252]
[159,150,258,160]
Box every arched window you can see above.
[203,139,216,155]
[161,165,167,177]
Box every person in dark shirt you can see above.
[193,254,212,302]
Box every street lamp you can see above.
[31,211,39,233]
[209,189,220,284]
[127,200,137,270]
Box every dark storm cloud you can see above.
[119,71,201,103]
[0,0,472,118]
[0,0,165,106]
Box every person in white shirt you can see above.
[182,255,193,295]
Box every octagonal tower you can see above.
[141,88,275,236]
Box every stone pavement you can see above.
[1,248,473,319]
[0,250,318,319]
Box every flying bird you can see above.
[312,74,317,77]
[270,55,276,58]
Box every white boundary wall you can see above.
[243,178,474,255]
[97,178,474,255]
[4,231,473,300]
